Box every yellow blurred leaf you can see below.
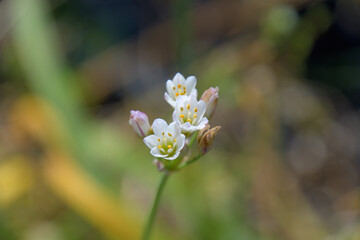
[43,151,141,240]
[0,156,34,207]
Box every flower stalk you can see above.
[142,173,170,240]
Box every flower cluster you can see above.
[129,73,220,172]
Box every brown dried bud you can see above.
[197,125,221,155]
[197,124,210,142]
[200,87,219,120]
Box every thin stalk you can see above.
[142,173,169,240]
[187,131,198,149]
[177,154,202,170]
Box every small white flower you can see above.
[173,94,208,134]
[143,119,185,160]
[164,72,197,108]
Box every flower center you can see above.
[172,84,187,97]
[179,104,198,125]
[157,133,177,155]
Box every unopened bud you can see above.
[200,87,219,119]
[129,110,151,138]
[197,125,221,155]
[197,124,210,142]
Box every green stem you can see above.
[187,131,198,149]
[177,154,202,170]
[142,173,169,240]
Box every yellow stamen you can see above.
[194,108,197,112]
[180,107,183,111]
[162,132,164,135]
[167,145,172,149]
[183,86,186,89]
[187,118,191,122]
[194,114,197,118]
[180,114,185,118]
[174,139,177,142]
[158,145,162,149]
[158,138,161,141]
[173,86,175,90]
[168,133,172,137]
[176,92,179,97]
[187,104,190,109]
[180,93,185,95]
[179,89,182,93]
[178,84,181,88]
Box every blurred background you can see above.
[0,0,360,239]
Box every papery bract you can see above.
[197,125,221,155]
[164,72,197,108]
[143,119,185,160]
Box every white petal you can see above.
[166,80,173,93]
[166,80,176,99]
[196,100,207,118]
[165,150,180,160]
[182,122,192,129]
[187,125,199,133]
[173,72,185,85]
[173,122,182,136]
[152,119,168,136]
[175,95,187,108]
[196,117,208,130]
[150,147,166,158]
[185,76,196,92]
[172,111,182,125]
[181,122,193,133]
[168,122,181,137]
[188,88,198,98]
[175,134,186,151]
[143,135,158,149]
[189,94,198,109]
[164,93,176,108]
[174,96,187,115]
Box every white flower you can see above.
[129,110,151,138]
[164,72,197,108]
[173,94,208,134]
[143,119,185,160]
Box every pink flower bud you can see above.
[200,87,219,119]
[129,110,151,138]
